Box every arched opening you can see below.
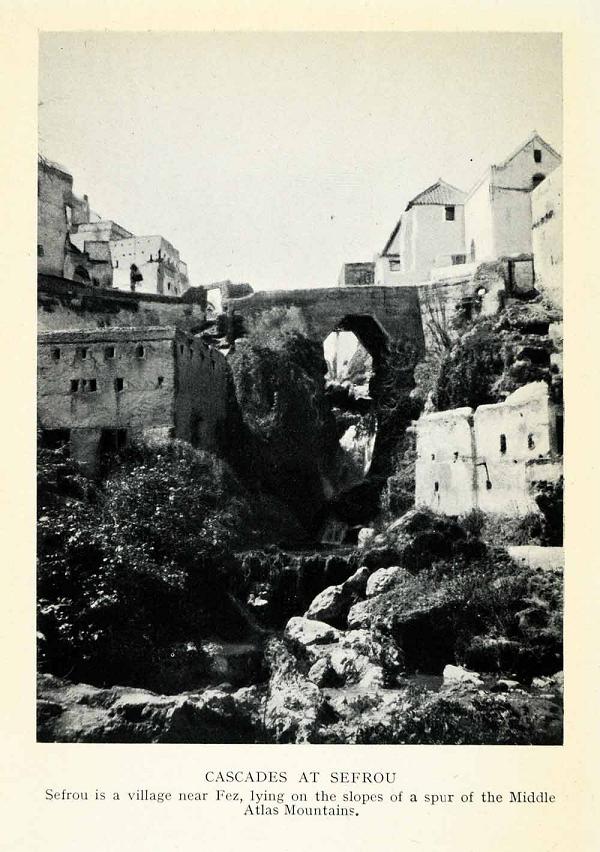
[532,173,546,189]
[322,314,388,507]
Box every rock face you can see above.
[37,674,261,744]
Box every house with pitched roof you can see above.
[370,133,561,288]
[374,179,467,286]
[464,132,562,266]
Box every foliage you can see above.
[37,441,297,687]
[244,306,309,350]
[434,322,505,410]
[228,325,338,528]
[355,688,562,745]
[534,477,564,546]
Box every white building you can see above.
[464,132,562,265]
[374,133,561,288]
[110,235,190,297]
[531,165,562,310]
[375,180,467,286]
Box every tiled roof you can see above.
[407,179,467,208]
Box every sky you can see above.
[39,32,562,292]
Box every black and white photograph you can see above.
[36,31,564,745]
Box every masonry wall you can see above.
[464,179,495,264]
[174,337,230,452]
[415,381,561,517]
[532,166,562,310]
[38,328,178,469]
[414,407,476,514]
[38,164,73,277]
[38,275,206,333]
[401,204,466,279]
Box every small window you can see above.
[528,433,536,450]
[88,378,97,392]
[389,259,402,271]
[70,379,79,393]
[78,347,88,360]
[105,346,115,360]
[114,377,124,392]
[37,244,44,257]
[486,479,493,490]
[135,344,145,358]
[453,451,459,461]
[532,173,545,189]
[189,347,193,358]
[500,434,507,454]
[157,376,164,388]
[431,453,436,461]
[52,348,60,361]
[445,206,455,221]
[179,344,184,355]
[115,259,119,268]
[434,482,440,493]
[534,148,542,163]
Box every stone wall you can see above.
[38,275,206,333]
[38,324,229,471]
[225,285,426,359]
[415,381,562,516]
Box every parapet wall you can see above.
[38,274,206,333]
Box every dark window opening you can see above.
[389,258,402,271]
[52,348,60,361]
[114,377,124,392]
[99,428,128,455]
[135,344,145,358]
[88,379,97,392]
[70,379,79,392]
[115,259,119,268]
[189,347,193,358]
[532,173,545,189]
[179,344,184,355]
[78,347,88,360]
[445,206,455,221]
[556,415,564,455]
[534,148,542,163]
[40,429,71,452]
[37,244,44,257]
[452,254,466,265]
[157,376,164,388]
[528,433,536,450]
[434,481,440,493]
[486,479,493,490]
[105,346,115,360]
[431,453,436,460]
[500,434,507,454]
[453,451,459,461]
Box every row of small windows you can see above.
[70,376,164,393]
[429,433,538,461]
[51,345,145,361]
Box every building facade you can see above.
[110,236,190,297]
[375,180,467,286]
[370,133,561,288]
[414,382,563,516]
[37,157,92,278]
[531,165,562,310]
[464,133,562,266]
[38,326,229,472]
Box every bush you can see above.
[37,441,293,687]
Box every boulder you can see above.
[305,584,347,624]
[343,565,370,595]
[366,566,404,598]
[442,664,484,688]
[263,639,334,743]
[284,616,341,648]
[347,599,372,630]
[357,528,376,548]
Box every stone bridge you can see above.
[225,285,427,363]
